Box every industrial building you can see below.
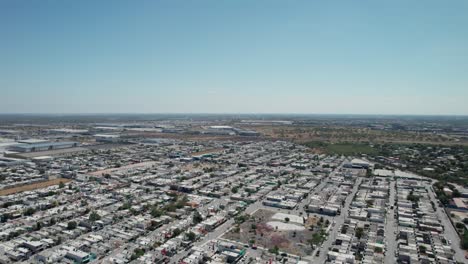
[8,141,80,153]
[94,134,121,143]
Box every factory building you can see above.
[8,141,80,153]
[94,134,121,143]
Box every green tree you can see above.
[150,207,163,218]
[172,228,182,237]
[193,210,203,224]
[67,221,77,230]
[186,231,196,241]
[461,229,468,250]
[24,207,36,216]
[419,245,426,254]
[35,221,42,231]
[89,211,101,222]
[130,248,145,260]
[355,227,364,239]
[269,245,279,255]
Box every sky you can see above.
[1,0,468,115]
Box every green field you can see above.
[304,141,378,155]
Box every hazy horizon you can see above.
[2,0,468,115]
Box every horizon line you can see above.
[1,112,468,117]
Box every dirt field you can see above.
[250,125,468,146]
[89,161,158,176]
[223,209,327,256]
[190,148,224,156]
[0,178,72,196]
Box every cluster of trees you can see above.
[234,214,250,224]
[192,210,203,224]
[355,227,365,239]
[130,248,145,260]
[407,191,420,203]
[433,182,461,206]
[268,245,280,255]
[376,143,468,186]
[121,194,189,219]
[308,227,327,246]
[461,228,468,250]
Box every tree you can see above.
[151,207,163,218]
[418,245,426,254]
[35,221,42,231]
[67,221,77,230]
[89,211,101,222]
[193,211,203,224]
[59,181,65,188]
[461,229,468,250]
[186,231,196,241]
[309,229,326,245]
[269,246,279,255]
[453,189,462,198]
[284,217,290,223]
[24,207,36,216]
[407,192,420,203]
[131,248,145,260]
[235,214,249,224]
[119,202,131,210]
[172,228,182,237]
[355,227,364,239]
[175,196,188,209]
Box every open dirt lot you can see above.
[223,209,327,257]
[190,148,224,156]
[89,161,158,176]
[0,178,72,196]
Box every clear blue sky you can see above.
[1,0,467,115]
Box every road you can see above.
[384,180,397,264]
[314,177,362,263]
[426,185,465,262]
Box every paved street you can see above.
[426,184,465,262]
[314,177,362,263]
[384,180,397,264]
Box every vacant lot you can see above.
[0,178,72,196]
[250,125,468,146]
[190,148,224,156]
[223,209,328,257]
[89,161,158,176]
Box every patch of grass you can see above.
[304,141,377,155]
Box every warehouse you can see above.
[8,141,80,153]
[94,134,121,143]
